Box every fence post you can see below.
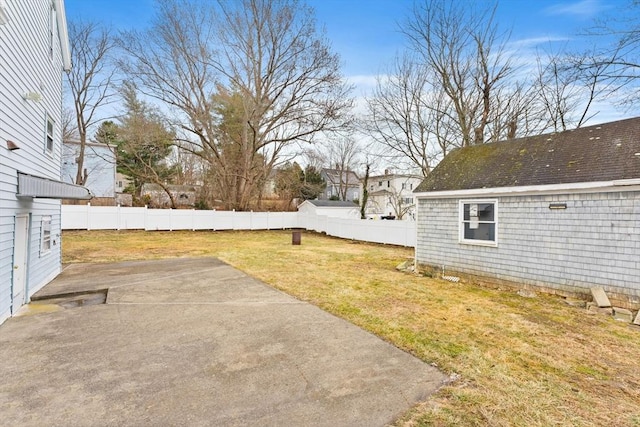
[86,202,91,231]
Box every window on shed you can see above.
[45,115,54,153]
[459,200,497,246]
[41,216,52,255]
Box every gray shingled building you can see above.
[414,117,640,309]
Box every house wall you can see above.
[367,175,422,218]
[322,183,360,202]
[416,191,640,308]
[0,0,66,322]
[62,143,116,197]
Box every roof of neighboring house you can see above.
[302,200,358,208]
[322,168,360,186]
[369,173,423,180]
[63,140,114,149]
[415,117,640,193]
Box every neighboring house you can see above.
[261,168,278,199]
[320,168,360,202]
[298,200,360,219]
[62,140,116,200]
[414,117,640,309]
[115,172,133,194]
[115,172,133,206]
[365,171,423,220]
[0,0,91,324]
[141,183,199,208]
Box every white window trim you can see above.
[458,199,498,247]
[45,115,54,154]
[40,216,52,256]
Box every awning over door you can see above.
[17,172,92,200]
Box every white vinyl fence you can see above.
[62,205,416,247]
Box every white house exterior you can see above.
[62,140,116,198]
[0,0,90,324]
[414,118,640,310]
[366,172,423,220]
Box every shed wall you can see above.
[416,191,640,307]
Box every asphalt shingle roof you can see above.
[415,117,640,193]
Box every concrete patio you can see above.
[0,257,446,426]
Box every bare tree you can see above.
[387,185,415,220]
[578,2,640,108]
[533,47,615,132]
[403,0,515,147]
[118,0,352,210]
[65,21,117,185]
[365,54,449,176]
[61,106,78,143]
[323,134,360,201]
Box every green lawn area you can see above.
[63,229,640,426]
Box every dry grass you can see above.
[62,230,640,426]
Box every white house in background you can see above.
[365,171,423,220]
[115,172,133,193]
[297,200,360,219]
[62,140,116,198]
[0,0,91,325]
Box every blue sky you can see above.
[64,0,624,75]
[64,0,633,121]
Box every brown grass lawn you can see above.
[62,230,640,426]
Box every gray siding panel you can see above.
[416,192,640,304]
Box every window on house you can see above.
[0,0,9,26]
[45,115,54,153]
[402,183,406,190]
[378,181,382,187]
[41,216,52,255]
[410,183,413,190]
[459,200,497,246]
[387,180,390,187]
[403,197,413,205]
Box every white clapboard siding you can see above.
[0,0,67,323]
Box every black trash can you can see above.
[292,229,302,245]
